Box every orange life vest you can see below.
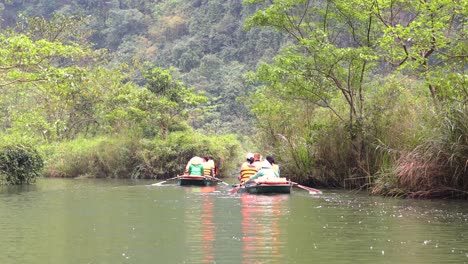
[240,162,257,183]
[203,161,215,177]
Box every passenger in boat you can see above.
[239,153,257,183]
[184,156,199,175]
[203,156,216,177]
[249,160,279,180]
[266,155,280,176]
[188,156,204,176]
[253,153,262,170]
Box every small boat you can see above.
[178,175,219,186]
[237,177,293,194]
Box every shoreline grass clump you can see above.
[0,144,43,185]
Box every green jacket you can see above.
[188,164,204,176]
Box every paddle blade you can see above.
[229,185,241,194]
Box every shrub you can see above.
[135,130,240,179]
[387,105,468,198]
[0,144,44,185]
[43,136,141,178]
[43,130,241,179]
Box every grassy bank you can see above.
[41,130,240,179]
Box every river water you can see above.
[1,178,468,264]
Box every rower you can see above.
[239,153,257,183]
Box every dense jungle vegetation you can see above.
[0,0,467,199]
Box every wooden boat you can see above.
[178,175,219,186]
[238,177,293,194]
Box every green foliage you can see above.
[104,9,146,49]
[0,33,95,88]
[376,0,467,102]
[244,0,468,193]
[43,136,140,178]
[142,66,207,137]
[43,130,241,179]
[0,144,43,185]
[135,130,240,179]
[15,13,92,44]
[1,0,286,134]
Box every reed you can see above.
[391,105,468,198]
[43,130,241,179]
[43,136,140,178]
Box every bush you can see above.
[135,130,240,179]
[42,130,241,179]
[43,136,141,178]
[384,105,468,198]
[0,144,44,185]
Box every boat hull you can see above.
[178,176,218,186]
[243,182,292,194]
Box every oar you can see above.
[230,183,244,194]
[292,182,322,194]
[151,175,181,186]
[205,176,229,186]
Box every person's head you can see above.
[266,155,275,164]
[246,153,254,163]
[203,156,210,162]
[253,153,261,162]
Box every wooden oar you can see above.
[151,175,181,186]
[291,182,322,194]
[229,183,244,194]
[204,176,229,186]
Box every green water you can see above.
[1,178,468,264]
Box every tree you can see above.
[144,67,207,137]
[245,0,381,176]
[244,0,467,185]
[376,0,467,104]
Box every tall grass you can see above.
[42,130,241,179]
[389,105,468,198]
[135,131,240,179]
[43,136,140,178]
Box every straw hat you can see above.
[190,156,203,165]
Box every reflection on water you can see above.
[184,186,216,263]
[183,187,291,263]
[241,194,289,263]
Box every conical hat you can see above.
[190,156,203,165]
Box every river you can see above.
[0,178,467,264]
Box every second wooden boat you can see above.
[239,178,293,194]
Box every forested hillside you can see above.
[1,0,285,134]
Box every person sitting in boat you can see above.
[253,152,262,170]
[266,155,280,176]
[202,156,216,177]
[239,153,257,183]
[187,156,204,176]
[184,156,199,175]
[248,159,279,181]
